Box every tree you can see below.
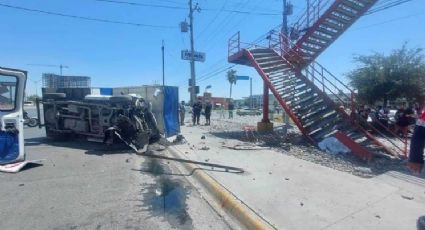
[347,44,425,106]
[226,69,237,99]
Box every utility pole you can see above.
[162,40,165,86]
[189,0,197,104]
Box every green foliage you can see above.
[226,69,237,98]
[347,44,425,105]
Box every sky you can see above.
[0,0,424,101]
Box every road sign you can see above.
[181,50,206,62]
[188,86,200,94]
[236,76,250,80]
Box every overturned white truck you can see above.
[38,85,180,153]
[40,93,162,152]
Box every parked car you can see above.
[236,108,262,116]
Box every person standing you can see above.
[228,101,234,119]
[408,106,425,174]
[179,101,186,126]
[204,101,212,125]
[192,99,202,125]
[395,104,414,137]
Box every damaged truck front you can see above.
[40,93,160,152]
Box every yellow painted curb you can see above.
[168,146,275,230]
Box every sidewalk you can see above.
[172,119,425,229]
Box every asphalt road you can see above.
[0,107,230,230]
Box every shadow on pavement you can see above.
[24,136,133,155]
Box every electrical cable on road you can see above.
[0,2,174,28]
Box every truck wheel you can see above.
[43,93,66,100]
[109,95,132,103]
[27,118,38,127]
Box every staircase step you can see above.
[252,53,275,59]
[309,33,332,43]
[300,107,335,122]
[301,44,321,53]
[305,113,339,132]
[263,64,290,74]
[316,27,338,37]
[341,0,364,12]
[269,71,294,80]
[250,48,275,55]
[304,38,327,48]
[311,128,339,141]
[328,13,352,25]
[322,20,344,31]
[292,94,319,107]
[258,59,286,68]
[270,74,298,83]
[335,6,358,18]
[255,56,283,63]
[295,99,327,114]
[280,87,312,101]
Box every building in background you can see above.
[42,73,91,89]
[197,92,230,108]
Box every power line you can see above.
[353,11,425,30]
[196,1,228,39]
[94,0,281,16]
[366,0,413,15]
[95,0,187,9]
[0,3,174,28]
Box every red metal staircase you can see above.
[228,0,407,159]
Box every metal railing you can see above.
[268,31,407,157]
[228,31,240,57]
[226,7,408,157]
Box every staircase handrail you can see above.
[271,31,407,156]
[291,0,333,42]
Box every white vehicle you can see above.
[0,67,27,165]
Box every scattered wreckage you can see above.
[39,93,161,153]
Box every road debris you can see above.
[401,195,414,200]
[173,134,186,144]
[0,159,44,173]
[200,146,210,151]
[222,143,269,150]
[318,137,351,154]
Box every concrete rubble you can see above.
[170,113,425,229]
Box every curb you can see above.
[168,145,275,230]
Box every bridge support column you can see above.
[258,80,273,132]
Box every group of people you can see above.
[178,100,236,126]
[356,102,425,174]
[356,104,418,137]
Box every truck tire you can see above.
[109,95,132,103]
[43,93,66,100]
[27,118,38,127]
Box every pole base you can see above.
[257,121,273,132]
